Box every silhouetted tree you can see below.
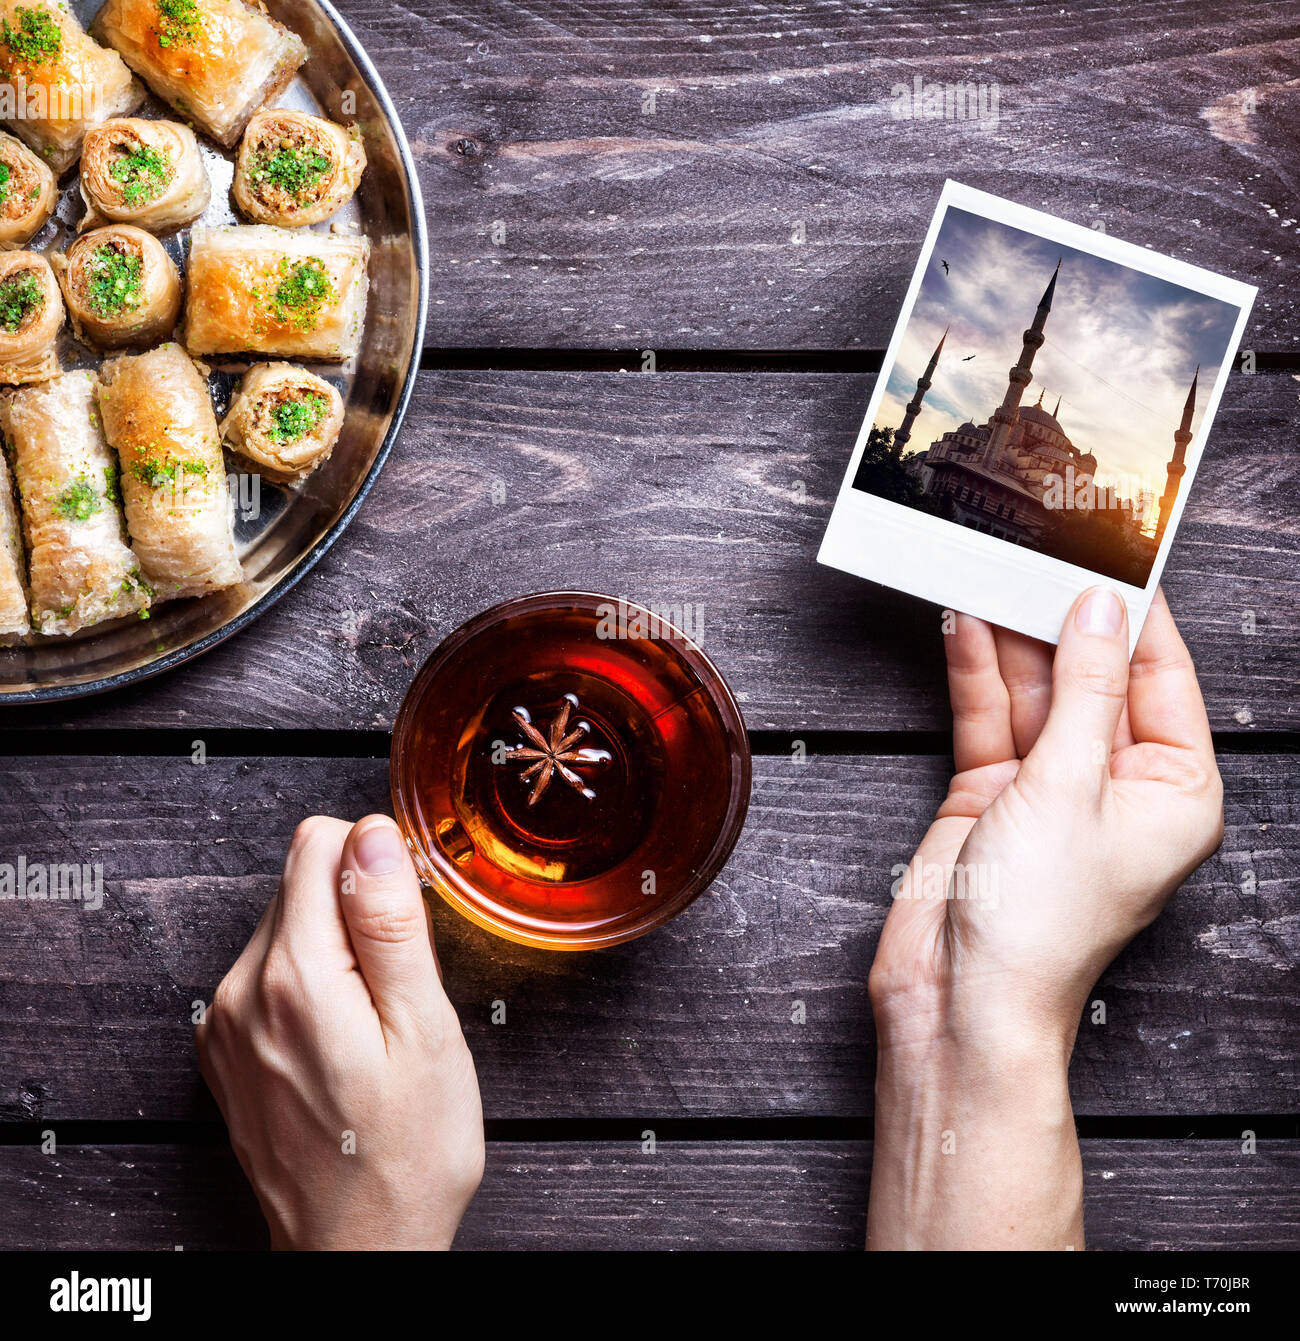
[852,425,953,520]
[1040,507,1152,587]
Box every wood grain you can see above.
[324,0,1300,351]
[2,368,1294,734]
[1,752,1294,1123]
[1,1139,1295,1250]
[0,0,1294,1260]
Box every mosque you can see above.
[870,260,1198,557]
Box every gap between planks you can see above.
[417,349,1300,375]
[1,728,1297,759]
[2,1115,1298,1146]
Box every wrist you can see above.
[868,987,1083,1251]
[870,969,1079,1071]
[272,1215,456,1252]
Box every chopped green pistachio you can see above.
[130,457,174,488]
[53,477,100,521]
[267,392,328,442]
[0,270,43,332]
[119,568,153,599]
[267,258,334,330]
[1,7,62,64]
[130,456,207,487]
[84,246,144,317]
[154,0,202,49]
[250,145,332,199]
[109,142,170,207]
[0,162,10,208]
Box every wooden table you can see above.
[1,0,1297,1250]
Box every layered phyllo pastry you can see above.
[1,370,150,633]
[0,129,55,249]
[54,223,182,348]
[91,0,306,148]
[232,107,365,227]
[78,116,210,231]
[0,249,62,382]
[219,361,342,481]
[184,224,368,360]
[96,341,242,601]
[0,439,26,633]
[0,1,143,174]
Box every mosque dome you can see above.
[1019,404,1062,430]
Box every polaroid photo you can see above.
[818,180,1257,650]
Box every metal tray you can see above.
[0,0,426,701]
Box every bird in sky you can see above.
[961,354,975,361]
[940,259,950,275]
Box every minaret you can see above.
[981,260,1060,470]
[893,325,947,452]
[1155,366,1197,545]
[1052,396,1061,417]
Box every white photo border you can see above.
[817,179,1257,651]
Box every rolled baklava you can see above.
[2,371,150,634]
[0,130,56,249]
[0,444,27,634]
[233,108,366,227]
[184,224,369,360]
[219,362,343,481]
[78,117,210,232]
[54,224,182,349]
[0,251,62,383]
[96,342,242,602]
[0,1,143,174]
[91,0,306,148]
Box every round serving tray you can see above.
[0,0,427,702]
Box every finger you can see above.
[1126,588,1215,759]
[273,815,355,962]
[1027,586,1130,794]
[945,611,1015,772]
[196,1032,229,1116]
[339,814,442,1036]
[992,626,1054,757]
[424,897,444,984]
[241,886,280,964]
[195,884,279,1052]
[1113,700,1137,752]
[215,888,278,1001]
[994,624,1136,756]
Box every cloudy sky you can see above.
[876,207,1242,509]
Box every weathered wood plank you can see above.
[1,368,1294,733]
[326,0,1300,350]
[0,1139,1295,1250]
[1,753,1294,1121]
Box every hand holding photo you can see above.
[818,181,1256,647]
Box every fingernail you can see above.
[354,821,404,876]
[1076,587,1124,637]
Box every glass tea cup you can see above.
[390,592,751,950]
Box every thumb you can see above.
[339,814,441,1034]
[1027,586,1130,794]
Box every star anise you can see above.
[503,693,609,806]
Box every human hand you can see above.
[866,587,1223,1249]
[196,814,484,1250]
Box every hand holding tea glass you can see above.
[196,815,484,1250]
[866,586,1224,1249]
